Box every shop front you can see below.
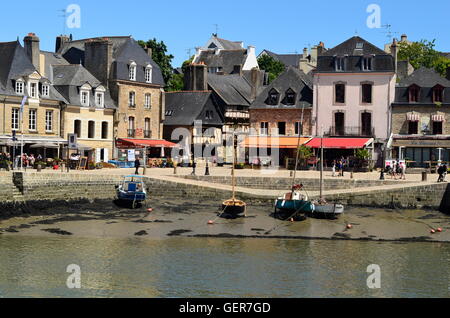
[392,137,450,168]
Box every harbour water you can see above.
[0,235,449,298]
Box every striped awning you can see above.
[432,114,445,122]
[407,113,420,122]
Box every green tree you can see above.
[398,39,450,77]
[257,54,286,83]
[297,145,313,168]
[166,56,195,92]
[138,38,174,86]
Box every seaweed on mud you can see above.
[4,228,19,233]
[418,214,439,220]
[153,220,173,223]
[134,230,148,236]
[333,233,351,239]
[41,228,73,236]
[167,229,193,237]
[251,228,266,232]
[133,219,153,224]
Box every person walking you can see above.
[134,158,141,175]
[332,160,337,177]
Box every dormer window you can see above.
[362,56,373,71]
[41,84,50,97]
[29,82,38,98]
[95,86,106,108]
[145,65,152,83]
[129,61,137,81]
[268,89,279,105]
[408,84,420,103]
[335,56,345,71]
[285,89,296,105]
[81,91,89,106]
[15,80,24,95]
[432,85,444,103]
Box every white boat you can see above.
[311,202,345,219]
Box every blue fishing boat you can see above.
[116,175,147,208]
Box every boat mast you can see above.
[320,128,324,201]
[232,132,236,201]
[291,104,305,189]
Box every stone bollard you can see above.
[422,171,427,182]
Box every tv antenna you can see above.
[381,24,399,41]
[186,48,195,59]
[58,9,67,35]
[213,24,219,36]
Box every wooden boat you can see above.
[116,175,147,208]
[221,132,247,218]
[274,185,315,215]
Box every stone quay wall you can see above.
[179,175,414,191]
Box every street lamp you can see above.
[380,144,386,180]
[205,140,210,176]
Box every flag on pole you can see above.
[20,95,27,115]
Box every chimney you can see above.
[184,63,208,91]
[250,67,261,100]
[390,38,398,74]
[233,64,243,76]
[247,45,256,57]
[24,33,41,73]
[145,46,153,57]
[303,47,308,57]
[401,34,408,43]
[55,35,70,53]
[84,38,113,86]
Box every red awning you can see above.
[117,138,178,149]
[306,138,373,149]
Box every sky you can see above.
[1,0,449,67]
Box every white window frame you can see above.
[95,92,105,108]
[145,65,152,83]
[81,90,90,106]
[129,91,136,107]
[45,110,53,132]
[15,80,24,95]
[29,81,38,98]
[144,93,151,109]
[362,56,373,71]
[41,84,50,97]
[335,57,345,72]
[29,109,37,131]
[12,108,20,131]
[129,62,137,81]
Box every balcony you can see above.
[144,130,151,138]
[127,129,136,138]
[326,126,375,137]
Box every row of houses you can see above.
[1,33,449,169]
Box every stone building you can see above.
[0,35,65,159]
[312,36,396,166]
[391,67,450,167]
[246,66,313,166]
[56,35,168,159]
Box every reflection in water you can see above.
[0,236,449,298]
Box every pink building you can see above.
[312,36,396,166]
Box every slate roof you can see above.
[250,66,313,109]
[397,67,450,88]
[164,91,223,126]
[261,50,303,67]
[207,74,252,106]
[52,64,116,108]
[195,49,248,75]
[57,36,165,86]
[214,37,243,50]
[322,36,387,56]
[0,41,65,102]
[439,52,450,59]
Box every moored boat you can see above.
[310,202,345,219]
[116,175,147,208]
[274,185,315,215]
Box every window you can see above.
[15,81,24,95]
[144,118,151,138]
[361,112,372,136]
[268,90,279,105]
[408,121,419,134]
[334,112,345,136]
[205,110,213,120]
[165,110,174,116]
[433,85,444,103]
[433,121,443,135]
[29,82,38,98]
[335,57,345,71]
[362,84,372,104]
[11,108,19,130]
[129,91,136,107]
[41,84,50,97]
[101,122,108,139]
[145,66,152,83]
[278,122,286,135]
[128,117,135,137]
[74,120,81,138]
[88,121,95,139]
[45,111,53,132]
[95,92,104,108]
[295,122,302,136]
[286,89,296,105]
[129,62,137,81]
[81,90,90,106]
[362,57,373,71]
[409,85,420,103]
[144,93,151,109]
[260,122,269,135]
[29,109,37,131]
[335,83,346,104]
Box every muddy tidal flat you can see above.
[1,198,450,243]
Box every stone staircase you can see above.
[0,172,25,202]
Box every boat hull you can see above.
[222,199,247,217]
[275,199,315,214]
[309,204,345,219]
[117,191,146,202]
